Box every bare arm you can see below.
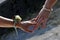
[44,0,57,9]
[0,16,19,28]
[0,16,37,32]
[32,0,57,30]
[36,0,57,20]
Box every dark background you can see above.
[0,0,45,20]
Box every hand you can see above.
[17,20,37,33]
[31,11,49,29]
[17,12,49,33]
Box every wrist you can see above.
[15,22,20,28]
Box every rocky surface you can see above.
[27,25,60,40]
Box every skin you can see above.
[0,0,57,33]
[0,16,37,32]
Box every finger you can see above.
[32,18,43,30]
[30,21,37,25]
[31,18,37,21]
[32,22,40,31]
[23,28,33,33]
[23,20,37,25]
[41,20,47,29]
[19,26,33,33]
[21,21,36,24]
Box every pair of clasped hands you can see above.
[17,14,48,33]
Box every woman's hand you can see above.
[32,16,48,29]
[17,20,37,33]
[31,0,57,30]
[31,10,50,29]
